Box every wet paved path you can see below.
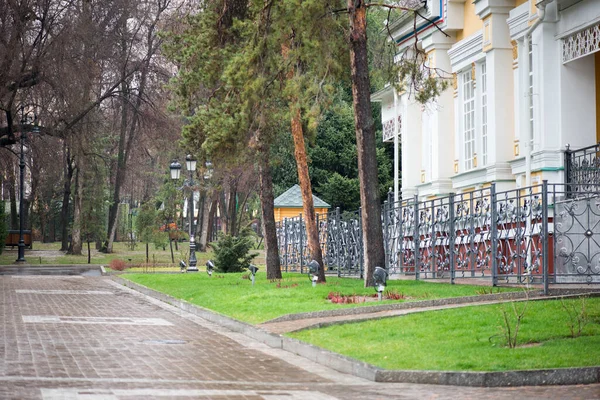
[1,275,599,399]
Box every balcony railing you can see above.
[564,142,600,196]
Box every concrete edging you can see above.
[264,291,542,323]
[112,276,600,387]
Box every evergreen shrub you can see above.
[212,229,258,273]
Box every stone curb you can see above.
[0,265,103,274]
[112,276,600,387]
[264,289,600,324]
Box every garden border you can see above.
[112,276,600,387]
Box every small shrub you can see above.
[476,287,499,295]
[384,289,405,300]
[495,295,529,348]
[561,297,589,338]
[327,291,366,304]
[212,229,258,273]
[109,259,127,271]
[275,282,298,289]
[153,231,169,250]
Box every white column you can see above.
[422,33,456,195]
[401,94,422,198]
[485,12,514,173]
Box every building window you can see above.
[481,62,488,166]
[382,115,401,143]
[462,70,475,171]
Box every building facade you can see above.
[273,185,331,222]
[372,0,600,200]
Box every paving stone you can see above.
[0,275,598,399]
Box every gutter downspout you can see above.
[393,89,399,204]
[523,0,552,188]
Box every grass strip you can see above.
[289,297,600,371]
[124,272,519,324]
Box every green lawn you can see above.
[289,297,600,371]
[124,272,519,324]
[0,241,219,266]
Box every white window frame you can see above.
[461,70,476,171]
[528,40,534,149]
[480,62,488,167]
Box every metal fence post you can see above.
[564,144,572,198]
[316,213,321,266]
[358,207,364,279]
[398,201,404,274]
[491,183,498,287]
[284,218,289,273]
[299,214,304,274]
[469,194,475,277]
[430,199,436,278]
[449,193,455,285]
[542,180,549,295]
[413,194,420,281]
[335,207,341,277]
[383,199,390,270]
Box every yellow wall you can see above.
[596,52,600,143]
[456,0,483,41]
[274,207,330,222]
[515,0,528,6]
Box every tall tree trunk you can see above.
[218,190,228,234]
[69,163,83,255]
[60,144,73,251]
[8,164,18,229]
[348,0,385,287]
[39,207,47,243]
[104,75,129,253]
[258,146,282,280]
[236,190,251,235]
[228,181,237,236]
[198,191,212,252]
[290,106,325,282]
[207,195,218,244]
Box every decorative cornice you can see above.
[507,2,529,40]
[474,0,515,20]
[448,30,483,71]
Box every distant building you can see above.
[273,184,331,222]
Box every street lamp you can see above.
[16,108,39,263]
[170,155,198,272]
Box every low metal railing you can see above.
[276,182,600,292]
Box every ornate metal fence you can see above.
[565,143,600,196]
[276,182,600,291]
[552,183,600,284]
[276,215,308,273]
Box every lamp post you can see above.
[15,108,39,263]
[170,155,198,272]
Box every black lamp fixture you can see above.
[15,107,40,263]
[308,260,320,287]
[206,260,215,276]
[373,266,388,301]
[170,155,198,272]
[248,264,258,285]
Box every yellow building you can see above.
[372,0,600,200]
[273,184,331,222]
